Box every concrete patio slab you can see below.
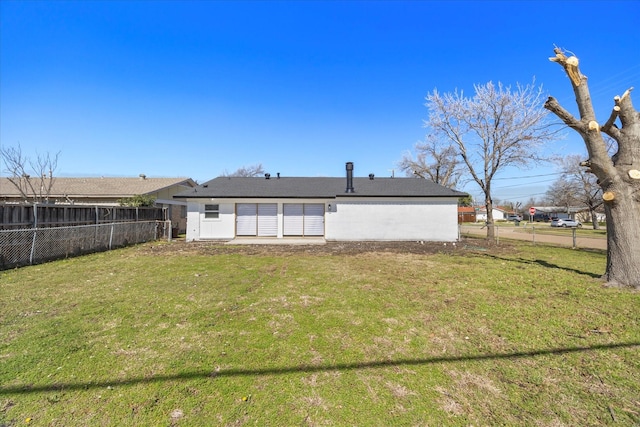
[225,238,327,245]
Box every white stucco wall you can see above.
[185,198,329,241]
[185,200,236,241]
[325,198,459,241]
[185,197,460,242]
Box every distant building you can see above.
[475,206,508,222]
[0,176,196,234]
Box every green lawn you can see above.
[1,240,638,426]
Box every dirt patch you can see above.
[141,237,512,257]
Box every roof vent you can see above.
[277,172,280,179]
[345,162,355,193]
[139,174,146,180]
[369,173,374,180]
[265,173,271,180]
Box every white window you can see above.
[204,204,220,219]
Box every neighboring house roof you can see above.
[174,176,467,199]
[476,206,508,213]
[0,177,196,199]
[531,206,588,214]
[458,207,475,213]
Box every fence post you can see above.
[33,204,38,228]
[572,228,577,249]
[532,226,536,246]
[29,229,37,265]
[109,223,114,250]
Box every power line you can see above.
[493,171,563,180]
[492,178,558,190]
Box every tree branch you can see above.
[601,105,621,140]
[549,49,583,86]
[615,87,636,127]
[549,48,598,120]
[544,97,584,134]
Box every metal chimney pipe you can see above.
[345,162,354,193]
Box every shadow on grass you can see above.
[531,259,602,279]
[2,342,638,395]
[482,253,602,279]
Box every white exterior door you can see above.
[303,204,325,236]
[283,203,304,236]
[257,203,277,236]
[283,203,324,236]
[237,202,324,238]
[236,203,257,236]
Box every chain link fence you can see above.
[0,221,171,270]
[459,224,607,250]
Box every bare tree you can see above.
[399,134,462,189]
[545,48,640,288]
[1,144,60,203]
[546,154,603,229]
[424,80,558,238]
[544,176,576,209]
[221,163,265,177]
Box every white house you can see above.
[475,207,509,222]
[174,163,467,242]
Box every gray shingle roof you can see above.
[0,177,195,198]
[174,176,467,199]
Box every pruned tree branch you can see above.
[615,87,636,127]
[601,105,621,140]
[548,48,597,120]
[550,49,583,86]
[544,97,583,134]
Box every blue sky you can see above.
[2,1,639,204]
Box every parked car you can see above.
[550,218,582,228]
[506,215,523,221]
[533,213,552,222]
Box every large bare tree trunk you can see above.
[545,49,640,288]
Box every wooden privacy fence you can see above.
[0,204,165,230]
[458,210,477,223]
